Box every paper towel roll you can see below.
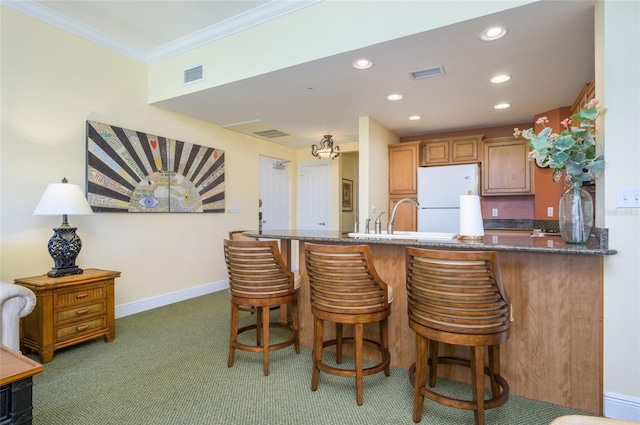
[459,195,484,238]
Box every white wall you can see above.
[0,7,297,308]
[358,116,399,228]
[599,0,640,420]
[148,1,536,103]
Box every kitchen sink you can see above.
[348,231,457,241]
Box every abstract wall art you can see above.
[86,120,225,213]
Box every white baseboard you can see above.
[115,280,229,319]
[604,392,640,421]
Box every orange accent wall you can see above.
[533,107,571,220]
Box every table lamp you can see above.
[33,178,94,277]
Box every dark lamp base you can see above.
[47,266,84,278]
[46,226,84,278]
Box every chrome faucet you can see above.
[387,198,420,235]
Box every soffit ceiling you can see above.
[9,0,595,148]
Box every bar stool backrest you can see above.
[224,239,295,299]
[406,248,510,336]
[305,243,389,315]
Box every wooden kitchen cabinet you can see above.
[482,136,533,195]
[15,268,120,363]
[388,196,418,232]
[389,142,419,196]
[571,81,595,127]
[420,134,483,166]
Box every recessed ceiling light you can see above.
[480,26,508,41]
[387,94,403,101]
[491,74,511,83]
[353,58,373,69]
[409,115,422,121]
[494,103,511,110]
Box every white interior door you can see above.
[259,156,290,231]
[298,162,330,230]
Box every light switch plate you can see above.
[616,186,640,208]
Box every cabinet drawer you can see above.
[56,301,106,323]
[55,284,106,308]
[57,317,106,340]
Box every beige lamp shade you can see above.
[33,181,94,216]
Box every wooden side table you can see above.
[14,269,121,363]
[0,345,43,425]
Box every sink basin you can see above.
[348,231,457,241]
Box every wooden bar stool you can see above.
[305,243,392,406]
[224,239,300,376]
[405,248,511,425]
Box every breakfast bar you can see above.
[244,229,615,415]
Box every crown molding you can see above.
[146,0,321,64]
[4,0,321,65]
[3,0,147,63]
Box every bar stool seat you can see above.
[406,248,511,425]
[224,239,300,376]
[305,243,392,406]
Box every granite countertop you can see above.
[244,229,616,256]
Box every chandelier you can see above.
[311,135,340,160]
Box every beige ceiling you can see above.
[8,0,595,148]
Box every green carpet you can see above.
[29,290,595,424]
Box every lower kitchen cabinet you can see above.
[482,136,533,195]
[389,196,417,231]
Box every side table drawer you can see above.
[57,301,105,323]
[55,285,105,308]
[57,317,106,341]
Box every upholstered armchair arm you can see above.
[0,281,37,351]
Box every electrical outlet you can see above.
[492,208,498,217]
[617,186,640,208]
[371,204,376,213]
[547,207,554,217]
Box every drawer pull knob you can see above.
[77,308,90,315]
[76,324,89,331]
[76,293,88,299]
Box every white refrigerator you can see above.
[417,164,480,233]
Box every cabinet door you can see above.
[421,141,449,165]
[389,143,418,195]
[482,137,533,195]
[389,197,417,231]
[570,81,595,130]
[451,137,479,163]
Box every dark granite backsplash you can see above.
[482,219,609,249]
[483,219,534,230]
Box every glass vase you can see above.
[559,180,593,244]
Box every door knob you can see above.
[318,222,326,226]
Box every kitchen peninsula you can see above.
[244,229,615,415]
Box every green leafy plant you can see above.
[514,100,605,183]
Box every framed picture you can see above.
[85,120,225,213]
[342,179,353,211]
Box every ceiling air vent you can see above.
[253,129,289,139]
[183,65,204,85]
[410,65,445,80]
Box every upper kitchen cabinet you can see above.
[571,81,595,128]
[420,134,483,166]
[482,137,533,196]
[389,142,419,196]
